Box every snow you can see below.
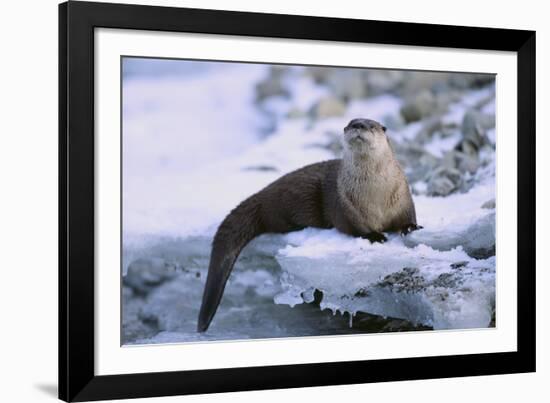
[123,60,270,238]
[346,94,402,122]
[487,128,496,144]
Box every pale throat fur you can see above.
[337,133,410,233]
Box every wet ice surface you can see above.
[274,194,495,330]
[123,236,417,344]
[122,62,496,344]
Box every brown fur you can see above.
[197,118,418,332]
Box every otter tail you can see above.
[197,198,264,332]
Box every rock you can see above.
[462,111,487,138]
[449,73,495,89]
[400,90,437,122]
[352,311,431,332]
[426,167,463,196]
[454,151,480,174]
[122,285,133,299]
[255,79,289,102]
[459,110,494,154]
[137,271,205,335]
[255,66,290,102]
[123,258,178,296]
[474,111,496,131]
[434,90,463,108]
[378,267,425,293]
[382,114,406,131]
[482,199,496,209]
[304,66,333,84]
[326,69,367,100]
[286,107,306,119]
[379,318,432,332]
[458,139,479,157]
[365,70,404,95]
[427,176,456,197]
[310,96,346,119]
[451,261,469,269]
[399,72,451,95]
[473,91,497,111]
[440,150,458,170]
[122,286,159,343]
[414,117,443,144]
[391,140,440,183]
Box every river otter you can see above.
[197,118,420,332]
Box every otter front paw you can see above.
[363,232,387,243]
[401,224,423,236]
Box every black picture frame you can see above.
[59,1,536,401]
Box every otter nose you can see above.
[346,118,375,131]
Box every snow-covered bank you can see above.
[123,60,270,237]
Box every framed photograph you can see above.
[59,1,535,401]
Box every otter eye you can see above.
[381,126,387,133]
[350,122,364,130]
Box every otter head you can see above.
[343,118,388,157]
